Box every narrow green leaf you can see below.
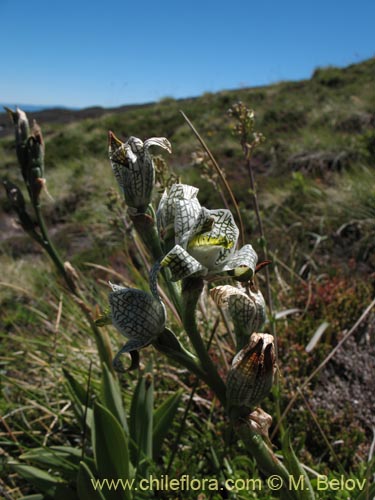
[77,461,106,500]
[63,369,88,406]
[129,374,144,467]
[19,446,95,481]
[10,463,62,496]
[92,402,131,500]
[356,482,375,500]
[20,447,77,479]
[282,431,315,500]
[100,363,128,433]
[129,371,153,473]
[144,372,154,463]
[63,369,91,427]
[153,390,182,459]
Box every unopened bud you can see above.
[227,333,275,418]
[26,121,45,201]
[5,106,30,171]
[5,106,29,145]
[210,285,266,350]
[3,180,35,231]
[63,261,80,292]
[3,179,26,212]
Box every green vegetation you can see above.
[1,58,374,499]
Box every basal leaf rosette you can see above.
[160,204,258,282]
[108,132,171,214]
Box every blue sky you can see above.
[1,0,374,108]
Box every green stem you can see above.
[155,343,208,383]
[234,419,297,500]
[181,278,227,406]
[131,213,182,317]
[32,202,114,373]
[34,202,76,291]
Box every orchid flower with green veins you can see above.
[157,183,201,250]
[160,197,258,281]
[108,132,172,214]
[97,280,166,371]
[211,284,266,350]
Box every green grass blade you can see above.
[129,371,154,473]
[100,363,128,433]
[77,461,106,500]
[92,401,131,500]
[10,463,62,497]
[152,390,182,460]
[282,431,316,500]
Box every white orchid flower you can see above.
[98,265,166,370]
[160,201,258,282]
[108,132,171,214]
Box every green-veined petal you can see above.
[109,285,165,346]
[220,244,258,281]
[157,184,200,244]
[161,245,206,281]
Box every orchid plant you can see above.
[101,128,315,499]
[4,106,315,499]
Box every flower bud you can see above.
[26,121,45,201]
[5,106,30,174]
[108,132,171,214]
[210,285,266,350]
[3,180,35,231]
[249,408,273,439]
[226,333,275,418]
[5,106,29,145]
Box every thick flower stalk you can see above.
[108,132,171,214]
[4,107,114,371]
[157,184,258,282]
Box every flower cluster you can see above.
[102,132,275,417]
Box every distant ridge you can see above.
[0,103,80,113]
[0,57,373,139]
